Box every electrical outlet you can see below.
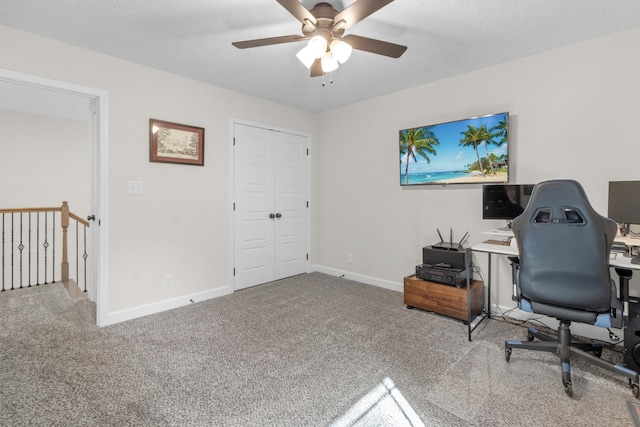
[163,274,173,288]
[347,254,353,264]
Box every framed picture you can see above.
[149,119,205,166]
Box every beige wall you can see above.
[0,25,318,319]
[0,109,90,210]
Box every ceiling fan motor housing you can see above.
[303,2,345,42]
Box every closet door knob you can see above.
[275,213,282,218]
[269,213,275,219]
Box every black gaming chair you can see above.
[504,179,640,397]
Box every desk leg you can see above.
[467,248,472,341]
[616,268,633,320]
[487,252,492,319]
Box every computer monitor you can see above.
[608,180,640,235]
[482,184,535,227]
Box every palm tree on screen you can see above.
[490,117,509,171]
[459,124,487,176]
[492,117,509,146]
[399,127,439,185]
[478,124,498,175]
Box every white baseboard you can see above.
[103,285,233,326]
[311,265,403,293]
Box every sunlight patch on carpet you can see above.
[329,377,425,427]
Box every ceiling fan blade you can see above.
[232,35,306,49]
[310,58,323,77]
[276,0,316,25]
[333,0,394,30]
[341,34,407,58]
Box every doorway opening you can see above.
[0,68,109,326]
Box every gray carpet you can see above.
[0,273,635,426]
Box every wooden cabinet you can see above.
[404,275,484,322]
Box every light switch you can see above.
[128,181,144,195]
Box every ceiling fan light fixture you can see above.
[330,39,352,64]
[307,35,328,58]
[296,46,316,68]
[321,51,339,73]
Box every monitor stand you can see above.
[498,220,513,232]
[628,223,640,239]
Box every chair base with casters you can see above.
[505,321,640,398]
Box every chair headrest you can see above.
[514,179,611,227]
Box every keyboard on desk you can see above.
[485,239,511,246]
[612,242,627,253]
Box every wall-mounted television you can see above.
[482,184,535,221]
[399,112,509,186]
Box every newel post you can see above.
[61,201,69,282]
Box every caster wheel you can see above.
[593,348,602,358]
[632,383,639,399]
[564,381,573,397]
[527,334,534,342]
[505,347,512,362]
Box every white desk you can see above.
[470,238,640,322]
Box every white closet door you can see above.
[234,124,276,289]
[233,124,308,290]
[274,131,308,280]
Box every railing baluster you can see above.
[75,221,79,288]
[1,213,5,292]
[52,212,56,283]
[11,213,15,290]
[36,212,40,286]
[82,224,88,293]
[28,212,32,287]
[18,213,24,288]
[43,213,48,284]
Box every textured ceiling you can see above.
[0,0,639,115]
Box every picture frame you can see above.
[149,118,205,166]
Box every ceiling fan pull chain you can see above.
[321,72,335,87]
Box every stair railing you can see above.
[0,201,90,292]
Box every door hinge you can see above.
[233,268,236,276]
[306,201,309,208]
[233,202,235,211]
[233,137,236,146]
[306,253,309,260]
[306,148,309,155]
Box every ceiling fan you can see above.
[232,0,407,77]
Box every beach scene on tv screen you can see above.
[399,112,509,185]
